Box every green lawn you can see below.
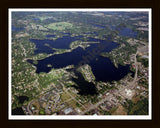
[45,22,73,30]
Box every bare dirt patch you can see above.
[112,104,127,115]
[132,94,141,104]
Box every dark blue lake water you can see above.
[119,28,137,38]
[30,35,83,55]
[89,22,137,38]
[28,36,134,83]
[28,28,136,95]
[33,18,40,21]
[109,25,137,38]
[12,26,24,31]
[30,39,56,55]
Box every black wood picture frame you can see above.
[0,0,159,128]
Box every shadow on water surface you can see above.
[68,68,98,96]
[12,107,25,115]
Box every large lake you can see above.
[30,35,83,55]
[27,26,136,96]
[28,35,134,82]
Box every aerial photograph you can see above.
[9,9,151,119]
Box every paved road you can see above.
[80,94,112,115]
[80,85,131,115]
[128,52,138,89]
[27,100,34,115]
[80,52,139,115]
[25,52,139,115]
[134,52,138,81]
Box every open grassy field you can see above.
[60,92,72,102]
[67,99,77,108]
[112,104,127,115]
[45,22,73,30]
[132,94,141,104]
